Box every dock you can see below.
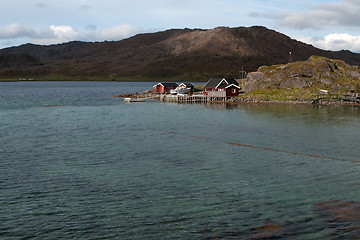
[160,92,227,103]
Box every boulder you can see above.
[243,71,265,92]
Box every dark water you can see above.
[1,81,360,239]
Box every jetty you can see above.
[160,92,227,103]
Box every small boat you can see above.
[178,88,191,94]
[124,98,145,102]
[170,88,191,95]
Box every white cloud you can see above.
[0,24,80,43]
[298,33,360,52]
[99,24,142,40]
[0,23,36,39]
[49,25,79,40]
[273,10,336,30]
[29,25,81,45]
[0,22,142,46]
[256,0,360,30]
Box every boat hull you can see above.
[124,98,145,102]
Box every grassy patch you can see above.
[194,84,204,92]
[258,65,281,72]
[240,88,315,101]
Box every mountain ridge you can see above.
[1,26,360,81]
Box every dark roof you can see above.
[203,77,239,89]
[225,84,241,89]
[203,78,224,89]
[179,82,194,87]
[225,78,239,86]
[158,82,178,87]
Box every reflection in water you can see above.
[239,104,360,125]
[187,102,360,126]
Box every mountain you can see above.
[1,26,360,81]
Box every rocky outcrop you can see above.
[243,56,360,93]
[114,90,158,99]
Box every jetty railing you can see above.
[207,91,226,98]
[207,91,227,101]
[161,92,227,103]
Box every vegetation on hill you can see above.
[241,56,360,101]
[0,26,360,81]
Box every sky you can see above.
[1,0,360,52]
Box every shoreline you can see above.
[215,99,360,107]
[115,90,360,107]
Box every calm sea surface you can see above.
[1,81,360,239]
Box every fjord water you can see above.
[1,81,360,239]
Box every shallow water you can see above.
[1,81,360,239]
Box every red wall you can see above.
[225,87,239,97]
[154,85,163,93]
[154,85,176,93]
[164,86,176,93]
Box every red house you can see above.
[153,82,178,93]
[178,82,194,94]
[203,78,241,98]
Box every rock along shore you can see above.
[115,90,360,106]
[114,90,159,99]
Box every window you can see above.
[232,88,237,93]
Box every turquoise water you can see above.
[1,81,360,239]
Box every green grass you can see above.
[240,88,316,101]
[309,55,328,60]
[194,84,204,92]
[258,65,281,72]
[242,55,360,102]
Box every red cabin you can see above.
[178,82,194,94]
[153,82,178,93]
[225,84,241,97]
[203,78,241,98]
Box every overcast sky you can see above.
[1,0,360,52]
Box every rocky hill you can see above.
[241,56,360,101]
[1,26,360,81]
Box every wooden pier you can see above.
[160,92,227,103]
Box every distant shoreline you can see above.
[3,79,357,106]
[216,99,360,107]
[115,90,360,107]
[0,79,205,82]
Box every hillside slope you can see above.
[1,26,360,81]
[241,56,360,101]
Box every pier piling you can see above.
[161,93,227,103]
